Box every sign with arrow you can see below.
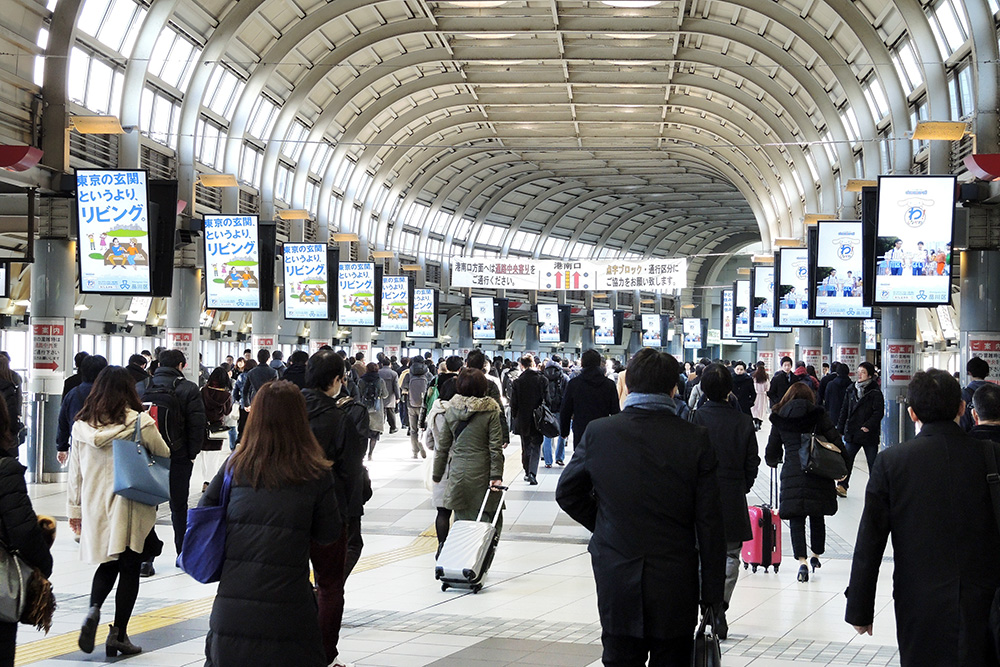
[31,318,68,379]
[884,340,917,387]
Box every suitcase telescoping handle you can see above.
[770,467,778,508]
[476,485,508,527]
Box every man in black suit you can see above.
[767,355,797,407]
[509,356,547,485]
[846,369,1000,666]
[969,382,1000,443]
[556,348,726,665]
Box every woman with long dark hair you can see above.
[198,367,234,488]
[69,366,171,657]
[751,361,770,430]
[232,359,257,443]
[202,380,341,667]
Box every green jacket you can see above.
[433,395,504,511]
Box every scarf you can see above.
[623,392,678,414]
[855,377,873,398]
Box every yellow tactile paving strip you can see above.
[16,450,524,665]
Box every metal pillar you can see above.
[798,327,823,371]
[773,332,795,366]
[960,251,1000,384]
[880,308,918,448]
[582,292,594,350]
[831,320,864,377]
[351,326,373,361]
[310,320,334,354]
[457,319,473,353]
[822,324,832,369]
[29,239,76,481]
[165,267,202,384]
[251,303,279,355]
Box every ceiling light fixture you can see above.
[401,264,423,272]
[197,174,239,188]
[773,237,803,248]
[681,304,697,309]
[332,233,359,242]
[74,304,90,311]
[912,121,968,141]
[372,251,395,259]
[461,33,516,39]
[845,179,877,192]
[69,115,133,134]
[751,255,775,265]
[804,213,836,225]
[276,209,310,220]
[736,268,751,276]
[444,1,508,7]
[601,1,661,7]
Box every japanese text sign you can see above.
[338,262,376,327]
[379,275,411,332]
[409,289,437,338]
[205,215,261,310]
[284,244,329,320]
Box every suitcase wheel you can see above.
[441,583,449,592]
[773,564,780,573]
[751,565,758,573]
[472,584,482,594]
[743,562,748,570]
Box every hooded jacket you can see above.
[303,388,366,518]
[559,365,620,442]
[68,410,171,563]
[824,367,852,425]
[432,395,504,512]
[282,362,307,389]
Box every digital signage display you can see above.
[205,215,261,310]
[409,288,437,338]
[594,308,615,346]
[641,314,662,348]
[776,248,824,327]
[472,296,497,340]
[874,175,956,306]
[378,275,412,332]
[733,280,762,338]
[750,266,791,334]
[337,262,377,326]
[683,318,702,350]
[721,288,736,340]
[125,296,152,323]
[283,244,330,320]
[811,221,872,319]
[538,304,561,343]
[76,169,152,295]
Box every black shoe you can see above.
[106,624,142,657]
[527,473,538,486]
[716,612,729,641]
[555,459,564,466]
[389,428,398,434]
[78,605,100,653]
[139,561,155,578]
[797,564,809,583]
[810,556,821,573]
[524,473,530,481]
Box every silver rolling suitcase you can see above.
[435,486,506,593]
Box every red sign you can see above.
[759,351,775,375]
[835,345,862,378]
[884,340,916,387]
[968,332,1000,383]
[32,318,69,378]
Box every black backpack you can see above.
[0,380,23,443]
[360,378,380,412]
[141,376,185,453]
[542,367,566,412]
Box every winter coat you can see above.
[838,381,884,448]
[56,381,93,451]
[432,395,504,512]
[136,367,208,460]
[378,367,400,408]
[201,385,233,451]
[202,466,340,667]
[751,379,769,421]
[541,363,568,412]
[241,364,278,407]
[731,372,755,416]
[765,399,845,518]
[0,453,52,577]
[559,365,620,443]
[824,372,852,426]
[68,410,171,563]
[304,388,366,519]
[767,370,798,406]
[425,399,451,508]
[556,406,726,640]
[846,422,1000,667]
[509,369,547,438]
[357,372,389,435]
[961,380,990,432]
[690,401,760,544]
[126,363,149,385]
[969,423,1000,443]
[282,363,307,389]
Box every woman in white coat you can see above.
[751,362,770,431]
[68,366,171,658]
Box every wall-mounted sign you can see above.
[721,288,736,340]
[283,244,330,320]
[683,318,703,350]
[751,266,791,334]
[452,257,687,291]
[472,296,497,340]
[641,314,662,348]
[205,215,261,310]
[594,309,615,346]
[538,303,562,343]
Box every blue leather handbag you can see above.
[112,416,171,506]
[178,470,232,584]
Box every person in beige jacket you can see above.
[68,366,171,658]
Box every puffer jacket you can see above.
[0,453,52,577]
[432,395,504,512]
[765,399,845,518]
[838,381,884,448]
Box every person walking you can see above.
[232,358,256,443]
[202,381,341,667]
[57,355,109,465]
[402,355,431,458]
[823,363,851,432]
[689,364,760,639]
[282,350,309,389]
[509,356,547,485]
[198,367,233,491]
[765,382,845,583]
[751,362,770,431]
[378,357,400,434]
[836,361,884,499]
[969,383,1000,442]
[357,363,389,460]
[767,356,798,407]
[559,349,620,449]
[540,359,568,467]
[730,361,755,417]
[960,357,990,432]
[556,349,726,665]
[69,366,171,657]
[466,350,509,448]
[846,370,1000,666]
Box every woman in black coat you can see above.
[765,382,845,583]
[837,362,884,497]
[202,381,341,667]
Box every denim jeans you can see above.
[542,435,565,465]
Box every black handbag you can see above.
[982,442,1000,659]
[691,607,722,667]
[532,403,560,438]
[799,430,848,480]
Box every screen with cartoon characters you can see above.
[472,297,497,340]
[874,175,956,306]
[378,275,412,332]
[683,318,702,350]
[720,288,736,340]
[594,309,616,346]
[811,221,872,319]
[409,289,437,338]
[776,248,824,327]
[338,262,377,326]
[76,169,152,295]
[538,303,561,343]
[641,314,662,348]
[283,244,329,320]
[204,215,261,310]
[750,266,791,334]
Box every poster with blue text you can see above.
[379,275,410,331]
[76,169,152,294]
[204,215,261,310]
[283,244,329,320]
[410,289,436,338]
[338,263,376,326]
[813,221,871,319]
[538,304,561,343]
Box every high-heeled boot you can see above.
[106,624,142,657]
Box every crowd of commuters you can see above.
[1,341,998,667]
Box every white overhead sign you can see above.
[451,257,687,291]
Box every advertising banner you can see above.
[337,262,376,327]
[452,259,539,290]
[683,318,702,350]
[538,304,561,343]
[751,266,791,334]
[813,221,871,319]
[167,328,199,383]
[409,289,437,338]
[451,257,687,291]
[76,169,152,294]
[776,248,823,327]
[379,275,411,332]
[31,318,68,378]
[875,175,956,306]
[594,309,615,346]
[600,258,687,290]
[641,314,662,348]
[721,288,736,340]
[472,297,496,340]
[283,244,329,320]
[205,215,261,310]
[734,280,760,338]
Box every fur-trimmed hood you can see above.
[445,394,501,422]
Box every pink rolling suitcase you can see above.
[742,468,782,573]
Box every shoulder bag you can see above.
[982,442,1000,660]
[113,416,172,506]
[178,470,232,584]
[691,607,722,667]
[799,429,848,480]
[0,538,31,624]
[532,403,560,438]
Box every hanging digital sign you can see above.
[721,288,736,341]
[810,221,872,319]
[204,215,261,310]
[125,296,152,323]
[337,262,377,326]
[283,244,330,320]
[76,169,152,295]
[378,275,412,332]
[874,175,956,306]
[641,314,662,348]
[409,288,438,338]
[750,266,791,334]
[594,308,615,346]
[538,303,561,343]
[472,296,497,340]
[776,248,824,327]
[733,279,762,338]
[683,318,703,350]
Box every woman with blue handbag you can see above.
[68,366,170,658]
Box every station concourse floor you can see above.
[15,422,901,667]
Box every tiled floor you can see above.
[16,424,900,666]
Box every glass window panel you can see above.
[240,144,260,184]
[309,181,320,214]
[68,48,89,105]
[148,31,173,79]
[948,75,960,119]
[110,69,123,114]
[119,6,144,58]
[77,0,110,37]
[150,93,173,144]
[313,143,332,173]
[248,97,276,138]
[160,36,193,88]
[96,0,135,51]
[85,57,113,114]
[139,86,154,133]
[935,1,966,52]
[841,106,860,142]
[898,41,923,91]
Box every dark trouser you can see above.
[0,620,15,667]
[520,432,543,476]
[788,515,826,560]
[601,633,693,667]
[384,407,397,431]
[841,439,878,490]
[367,434,379,459]
[724,540,742,607]
[90,547,144,631]
[398,400,408,426]
[236,406,249,443]
[168,457,194,554]
[408,410,424,456]
[344,516,364,577]
[310,529,348,664]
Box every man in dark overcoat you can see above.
[556,348,726,665]
[846,369,1000,666]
